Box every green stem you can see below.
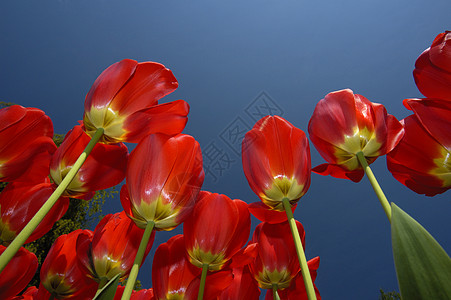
[0,128,104,273]
[121,221,155,300]
[356,151,391,222]
[94,277,109,298]
[197,263,209,300]
[272,284,281,300]
[282,198,317,300]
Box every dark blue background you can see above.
[1,1,450,298]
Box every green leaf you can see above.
[93,273,121,300]
[391,203,451,300]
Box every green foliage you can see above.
[379,289,401,300]
[0,101,15,109]
[391,203,451,299]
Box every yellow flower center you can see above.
[129,195,181,231]
[187,247,226,271]
[50,163,86,197]
[83,107,127,144]
[261,176,305,211]
[255,267,293,289]
[335,127,381,170]
[431,147,451,187]
[0,217,16,246]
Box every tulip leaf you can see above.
[391,203,451,300]
[92,273,121,300]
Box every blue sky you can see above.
[1,0,451,298]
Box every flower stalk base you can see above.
[282,198,317,300]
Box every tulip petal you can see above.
[248,201,297,224]
[124,100,189,143]
[85,59,137,111]
[112,61,178,116]
[404,98,451,151]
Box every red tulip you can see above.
[264,257,321,300]
[39,229,97,299]
[0,246,38,299]
[308,89,404,182]
[249,221,305,290]
[184,191,251,271]
[242,115,311,211]
[153,234,233,300]
[152,235,201,299]
[413,31,451,101]
[0,181,69,245]
[77,211,155,282]
[387,99,451,196]
[0,105,56,183]
[49,125,128,200]
[218,265,261,300]
[121,133,204,230]
[83,59,189,144]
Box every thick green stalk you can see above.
[356,151,391,222]
[282,198,316,300]
[197,263,209,300]
[272,284,281,300]
[0,128,104,273]
[121,221,155,300]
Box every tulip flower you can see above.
[121,133,204,231]
[249,221,304,292]
[153,235,233,300]
[120,133,204,299]
[50,125,128,200]
[184,191,251,271]
[0,105,56,183]
[183,191,250,299]
[387,99,451,196]
[0,246,38,299]
[77,211,155,286]
[242,115,311,211]
[264,257,321,300]
[413,31,451,101]
[308,89,404,182]
[0,181,69,245]
[39,229,98,299]
[152,235,201,299]
[83,59,189,144]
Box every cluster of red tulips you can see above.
[0,31,450,299]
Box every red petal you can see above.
[312,163,364,182]
[248,201,297,224]
[124,100,189,143]
[404,98,451,151]
[413,49,451,101]
[85,59,137,111]
[112,62,178,116]
[0,246,38,299]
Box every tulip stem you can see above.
[272,284,281,300]
[0,127,104,273]
[121,221,155,300]
[282,198,316,300]
[356,151,392,222]
[94,277,109,298]
[197,263,209,300]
